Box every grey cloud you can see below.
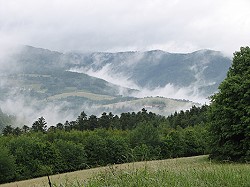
[0,0,249,54]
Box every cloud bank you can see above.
[0,0,250,55]
[0,94,76,127]
[0,0,246,126]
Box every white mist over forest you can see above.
[0,0,248,126]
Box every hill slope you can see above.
[1,155,249,187]
[0,46,231,126]
[68,49,231,97]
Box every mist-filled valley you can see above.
[0,45,232,129]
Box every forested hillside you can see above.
[0,46,203,126]
[0,106,209,184]
[68,49,231,96]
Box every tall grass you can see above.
[53,156,250,187]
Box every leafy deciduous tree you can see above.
[209,46,250,162]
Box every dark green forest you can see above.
[0,106,209,183]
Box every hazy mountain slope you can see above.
[68,49,231,97]
[0,46,138,125]
[8,46,231,98]
[0,46,229,126]
[99,97,199,116]
[1,46,133,97]
[0,109,15,132]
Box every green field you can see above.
[1,155,249,187]
[47,91,115,101]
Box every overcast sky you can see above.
[0,0,250,56]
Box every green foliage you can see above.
[76,111,88,131]
[53,140,87,172]
[130,144,160,161]
[166,130,186,157]
[7,135,61,179]
[2,125,14,135]
[32,117,47,132]
[105,136,129,164]
[0,107,210,184]
[129,122,160,148]
[0,146,16,183]
[167,105,209,128]
[183,126,207,156]
[209,46,250,162]
[84,134,108,167]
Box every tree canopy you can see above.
[0,107,209,184]
[209,46,250,162]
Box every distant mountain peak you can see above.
[191,49,222,55]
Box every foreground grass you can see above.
[1,155,249,187]
[87,158,250,187]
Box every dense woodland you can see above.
[0,106,209,183]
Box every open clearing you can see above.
[1,155,249,187]
[47,91,115,101]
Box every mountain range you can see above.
[0,46,232,126]
[67,49,231,97]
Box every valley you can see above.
[0,46,231,127]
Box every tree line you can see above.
[0,107,209,184]
[2,105,208,136]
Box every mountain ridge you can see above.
[66,47,231,97]
[0,45,231,126]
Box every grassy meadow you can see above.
[47,91,115,101]
[1,155,249,187]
